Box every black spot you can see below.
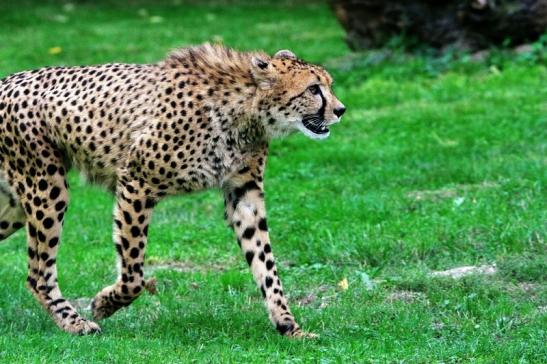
[264,244,271,254]
[133,200,142,213]
[28,223,37,237]
[49,187,61,200]
[256,59,268,69]
[54,201,66,212]
[123,211,132,225]
[130,226,140,237]
[245,251,254,266]
[242,227,255,240]
[238,166,250,174]
[276,322,294,335]
[258,218,268,231]
[42,218,54,229]
[266,260,274,270]
[46,258,56,267]
[49,298,66,307]
[265,276,273,288]
[48,237,59,248]
[130,247,139,258]
[46,164,57,175]
[13,222,24,230]
[38,179,48,191]
[121,237,129,249]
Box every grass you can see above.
[0,1,546,363]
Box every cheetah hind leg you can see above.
[0,173,26,241]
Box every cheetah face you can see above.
[251,50,345,140]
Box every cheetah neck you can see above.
[162,44,270,150]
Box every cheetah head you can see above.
[250,50,345,140]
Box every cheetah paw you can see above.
[58,317,101,335]
[277,321,318,339]
[288,330,319,339]
[91,286,124,320]
[287,329,319,340]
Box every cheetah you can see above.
[0,44,345,337]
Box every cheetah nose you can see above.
[333,106,346,118]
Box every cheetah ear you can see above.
[274,50,297,60]
[251,56,276,90]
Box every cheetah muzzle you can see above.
[0,43,345,338]
[302,115,330,137]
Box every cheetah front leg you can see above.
[224,169,316,338]
[91,179,155,320]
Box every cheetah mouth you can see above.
[298,117,330,140]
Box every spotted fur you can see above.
[0,44,345,336]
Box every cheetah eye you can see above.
[308,84,320,95]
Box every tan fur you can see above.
[0,43,344,337]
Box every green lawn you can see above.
[0,1,546,363]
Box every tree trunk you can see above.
[330,0,547,51]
